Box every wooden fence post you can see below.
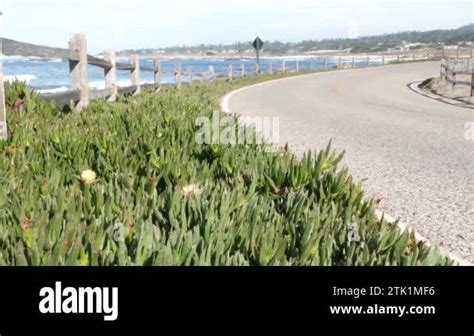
[352,57,355,68]
[457,46,460,59]
[366,56,370,67]
[188,65,193,85]
[296,60,299,72]
[130,55,141,95]
[452,69,456,92]
[268,62,273,75]
[228,65,233,81]
[201,71,205,83]
[338,57,342,67]
[175,63,182,88]
[103,50,117,102]
[69,33,89,111]
[255,63,260,75]
[0,39,7,140]
[154,58,161,91]
[209,66,216,80]
[382,55,385,65]
[282,60,286,73]
[471,72,474,97]
[241,64,245,77]
[440,60,444,80]
[412,53,415,62]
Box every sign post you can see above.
[252,37,264,74]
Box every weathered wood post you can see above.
[103,50,117,102]
[130,55,141,95]
[268,62,273,75]
[282,60,286,73]
[228,65,233,81]
[366,56,370,67]
[471,47,473,59]
[255,63,260,75]
[241,64,245,77]
[471,72,474,97]
[200,71,205,83]
[426,50,430,60]
[154,58,161,91]
[324,58,328,70]
[457,46,460,59]
[0,39,7,140]
[440,59,444,80]
[296,60,299,72]
[397,53,400,62]
[412,53,415,62]
[310,60,313,71]
[175,63,182,88]
[352,57,355,68]
[338,57,342,68]
[69,33,89,111]
[188,65,193,85]
[452,68,456,92]
[382,55,385,65]
[209,65,216,81]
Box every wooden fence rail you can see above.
[440,59,474,96]
[1,33,473,140]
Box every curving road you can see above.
[226,62,474,262]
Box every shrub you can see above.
[0,80,451,266]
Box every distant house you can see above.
[398,40,428,51]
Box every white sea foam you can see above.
[38,86,69,94]
[88,79,155,90]
[43,58,63,63]
[2,55,64,63]
[4,74,37,84]
[2,55,29,62]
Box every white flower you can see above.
[181,184,202,197]
[81,169,97,185]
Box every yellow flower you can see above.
[181,184,202,197]
[81,169,97,185]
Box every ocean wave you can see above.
[88,79,155,89]
[4,74,37,84]
[35,58,63,63]
[38,86,69,94]
[2,55,30,62]
[2,55,63,63]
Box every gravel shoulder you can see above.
[226,62,474,262]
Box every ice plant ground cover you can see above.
[0,77,452,266]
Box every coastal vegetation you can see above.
[0,77,452,266]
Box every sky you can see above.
[1,0,473,53]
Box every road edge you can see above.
[221,75,473,267]
[408,80,474,110]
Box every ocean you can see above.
[2,55,387,92]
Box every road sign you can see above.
[253,37,264,51]
[253,37,264,74]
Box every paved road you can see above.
[226,62,474,262]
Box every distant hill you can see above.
[117,24,474,56]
